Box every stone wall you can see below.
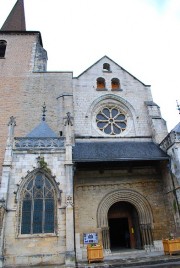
[74,163,172,258]
[3,151,67,267]
[73,57,163,138]
[0,32,73,178]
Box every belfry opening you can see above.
[108,201,142,251]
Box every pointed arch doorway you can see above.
[97,190,154,252]
[108,201,142,250]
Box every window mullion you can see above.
[20,173,56,235]
[31,184,34,234]
[42,179,45,233]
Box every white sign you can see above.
[83,233,98,244]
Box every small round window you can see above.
[96,106,127,135]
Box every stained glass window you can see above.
[96,106,127,135]
[21,173,55,235]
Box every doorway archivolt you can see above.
[97,189,154,250]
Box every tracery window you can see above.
[20,172,56,235]
[96,106,127,135]
[0,40,7,58]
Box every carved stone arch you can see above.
[86,94,138,136]
[97,189,154,250]
[16,168,61,202]
[88,94,136,116]
[97,189,153,228]
[16,168,60,236]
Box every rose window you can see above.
[96,106,127,135]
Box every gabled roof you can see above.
[1,0,26,31]
[26,121,57,138]
[75,55,150,87]
[73,141,168,162]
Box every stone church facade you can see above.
[0,1,180,267]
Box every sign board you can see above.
[83,233,98,244]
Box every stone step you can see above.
[77,250,180,268]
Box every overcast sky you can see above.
[0,0,180,131]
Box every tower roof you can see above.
[1,0,26,31]
[26,103,57,138]
[26,121,57,138]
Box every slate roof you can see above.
[26,121,57,138]
[73,141,169,162]
[145,101,160,108]
[1,0,26,31]
[172,122,180,133]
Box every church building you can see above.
[0,1,180,267]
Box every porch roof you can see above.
[72,141,169,162]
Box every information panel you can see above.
[83,233,98,244]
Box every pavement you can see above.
[76,249,180,268]
[9,249,180,268]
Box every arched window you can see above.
[0,40,7,58]
[111,78,120,90]
[20,172,56,234]
[103,63,110,71]
[96,77,106,90]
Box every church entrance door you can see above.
[108,201,142,250]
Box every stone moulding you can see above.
[97,189,153,228]
[160,132,180,151]
[14,137,65,149]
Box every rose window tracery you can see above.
[96,106,127,135]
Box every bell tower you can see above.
[0,0,48,178]
[0,0,47,73]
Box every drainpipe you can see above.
[167,159,180,217]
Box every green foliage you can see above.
[39,157,51,174]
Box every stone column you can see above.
[0,116,16,200]
[64,112,75,266]
[57,93,73,137]
[65,164,75,266]
[0,117,16,267]
[140,224,153,250]
[101,227,111,253]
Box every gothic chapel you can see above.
[0,1,180,267]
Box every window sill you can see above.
[17,233,58,239]
[111,88,123,91]
[102,70,112,73]
[96,88,108,91]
